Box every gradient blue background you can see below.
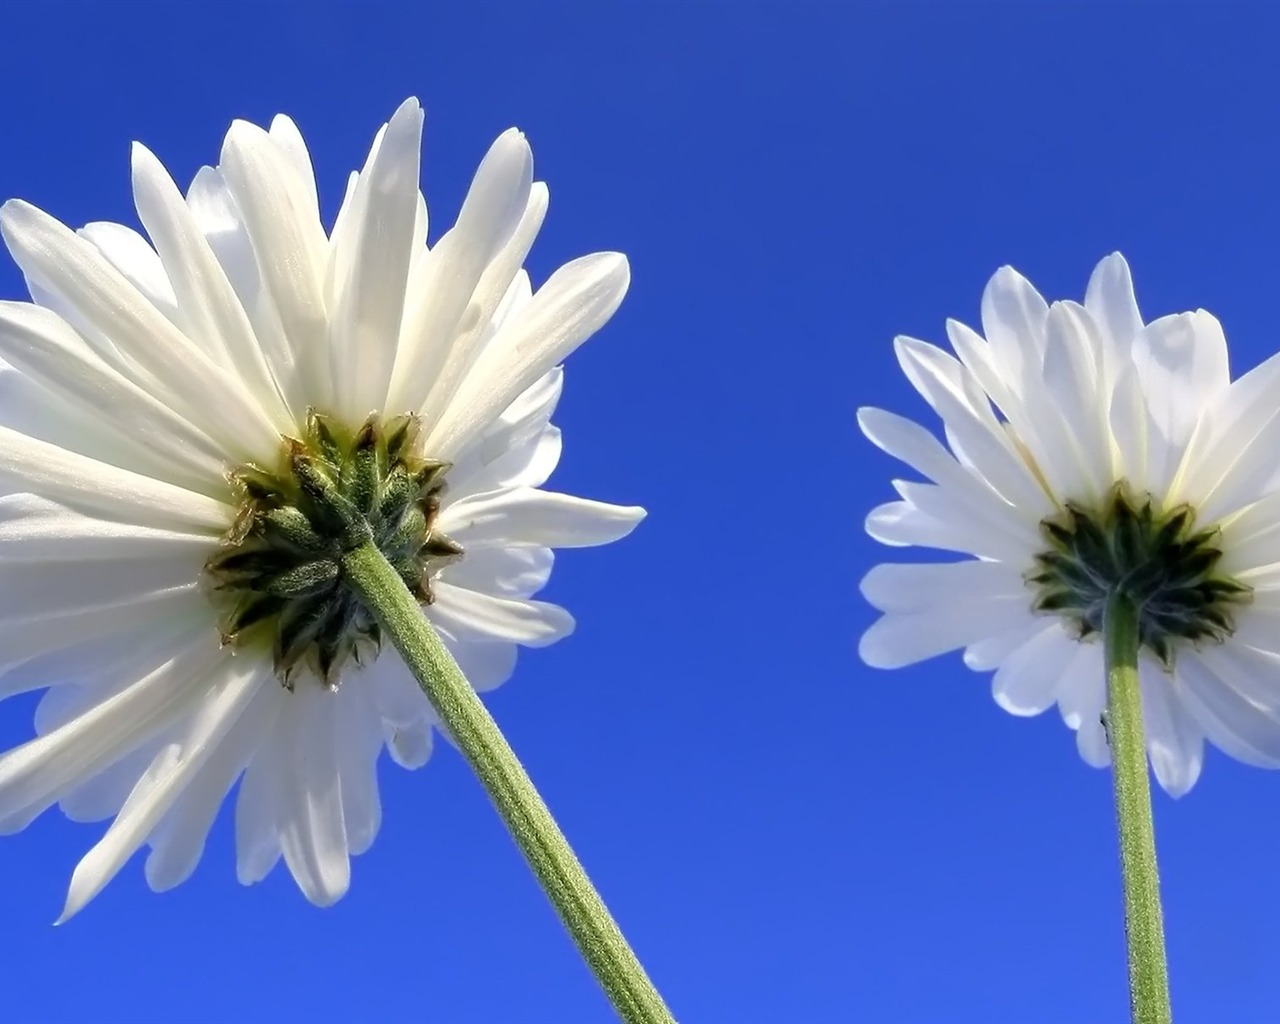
[1,3,1278,1022]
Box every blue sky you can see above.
[1,3,1279,1022]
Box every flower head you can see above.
[0,98,644,917]
[860,254,1280,796]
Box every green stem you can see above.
[1103,591,1172,1024]
[341,539,674,1024]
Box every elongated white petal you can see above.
[980,266,1048,389]
[441,545,553,599]
[430,583,574,647]
[329,98,423,422]
[334,681,383,857]
[1131,311,1228,474]
[77,222,179,323]
[276,683,350,906]
[131,143,291,427]
[427,252,629,459]
[415,184,550,421]
[1138,660,1204,798]
[1040,302,1111,501]
[859,560,1027,614]
[0,494,211,563]
[441,488,645,549]
[58,658,266,921]
[991,622,1075,717]
[388,128,533,414]
[1083,253,1142,379]
[144,680,283,892]
[186,165,302,413]
[268,115,321,226]
[0,301,230,493]
[444,636,518,694]
[0,631,219,828]
[860,593,1034,670]
[0,199,283,461]
[219,119,331,412]
[234,738,283,886]
[0,424,228,532]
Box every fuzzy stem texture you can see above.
[342,539,674,1024]
[1104,590,1172,1024]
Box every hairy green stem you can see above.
[1104,590,1172,1024]
[341,539,674,1024]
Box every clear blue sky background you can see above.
[1,3,1278,1022]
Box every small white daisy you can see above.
[860,254,1280,796]
[0,98,644,917]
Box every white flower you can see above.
[859,253,1280,797]
[0,97,644,918]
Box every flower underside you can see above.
[206,412,463,687]
[1028,486,1251,668]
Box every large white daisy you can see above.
[860,254,1280,797]
[0,97,644,918]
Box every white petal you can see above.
[1108,363,1150,494]
[386,718,434,770]
[219,120,331,412]
[866,498,1027,561]
[890,338,1048,513]
[144,680,284,892]
[59,743,159,823]
[440,632,519,694]
[387,129,533,414]
[441,488,644,549]
[448,367,562,483]
[0,301,230,493]
[858,406,966,487]
[1083,253,1142,374]
[366,652,432,727]
[980,265,1049,391]
[441,545,554,599]
[1055,642,1105,730]
[859,595,1034,670]
[1138,662,1203,798]
[0,630,220,828]
[328,99,423,422]
[58,659,267,920]
[859,559,1026,614]
[413,183,550,420]
[77,222,179,323]
[0,425,228,533]
[1130,311,1228,489]
[186,165,301,414]
[234,737,283,885]
[0,494,211,563]
[276,685,350,906]
[1182,349,1280,522]
[963,613,1045,671]
[1040,302,1111,500]
[1076,714,1112,768]
[426,252,629,460]
[1176,646,1280,767]
[268,115,320,226]
[891,480,1039,563]
[430,583,574,647]
[130,144,290,427]
[334,681,383,857]
[945,319,1019,423]
[0,199,282,461]
[990,621,1076,717]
